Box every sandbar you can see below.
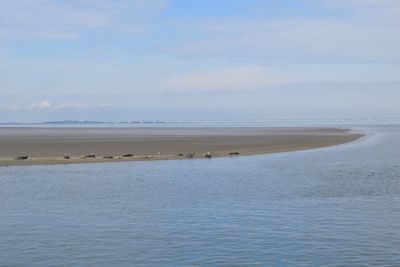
[0,127,364,166]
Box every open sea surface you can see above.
[0,125,399,266]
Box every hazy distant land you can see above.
[0,127,364,166]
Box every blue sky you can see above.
[1,0,400,122]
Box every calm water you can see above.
[0,126,399,266]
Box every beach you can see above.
[0,127,364,166]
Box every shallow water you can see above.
[0,125,399,266]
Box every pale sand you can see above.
[0,127,364,166]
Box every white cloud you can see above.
[166,16,400,64]
[161,0,400,65]
[164,65,325,92]
[97,103,111,107]
[28,100,51,110]
[320,0,400,9]
[24,101,90,110]
[319,0,400,26]
[164,63,400,92]
[1,0,400,99]
[0,0,169,40]
[164,66,285,91]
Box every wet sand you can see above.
[0,127,364,166]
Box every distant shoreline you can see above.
[1,118,399,126]
[0,127,364,167]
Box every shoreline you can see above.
[0,127,364,167]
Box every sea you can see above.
[0,121,399,266]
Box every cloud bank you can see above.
[1,0,400,121]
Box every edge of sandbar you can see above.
[0,128,365,167]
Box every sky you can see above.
[1,0,400,122]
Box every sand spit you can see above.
[0,127,364,166]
